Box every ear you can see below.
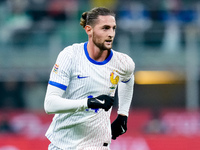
[85,25,92,36]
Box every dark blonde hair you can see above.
[80,7,115,28]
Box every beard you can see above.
[92,33,113,51]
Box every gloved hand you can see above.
[88,95,114,111]
[111,115,128,140]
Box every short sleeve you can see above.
[121,55,135,83]
[49,47,73,90]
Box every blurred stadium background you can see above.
[0,0,200,149]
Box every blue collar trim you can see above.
[84,42,113,65]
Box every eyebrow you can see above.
[102,24,116,28]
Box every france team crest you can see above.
[110,70,119,91]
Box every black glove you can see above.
[88,95,114,111]
[111,115,128,140]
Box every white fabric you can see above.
[48,143,110,150]
[44,84,88,114]
[117,76,134,116]
[45,42,135,149]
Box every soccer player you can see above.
[44,7,135,150]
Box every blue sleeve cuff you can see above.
[48,81,67,90]
[121,78,131,83]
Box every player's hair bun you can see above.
[80,12,87,28]
[80,8,115,29]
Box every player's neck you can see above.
[87,41,110,62]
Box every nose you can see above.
[108,29,115,39]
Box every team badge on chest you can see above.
[110,70,119,90]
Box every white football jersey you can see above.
[45,42,135,150]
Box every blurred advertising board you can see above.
[0,109,200,150]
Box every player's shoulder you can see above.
[55,42,84,64]
[112,50,135,71]
[60,42,84,56]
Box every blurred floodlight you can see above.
[135,71,185,85]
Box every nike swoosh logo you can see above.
[96,98,105,104]
[121,126,125,133]
[77,75,89,79]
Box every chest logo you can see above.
[110,70,119,89]
[77,75,89,79]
